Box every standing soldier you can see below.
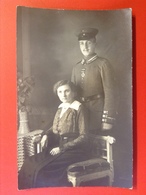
[71,27,118,135]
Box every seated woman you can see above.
[18,80,89,189]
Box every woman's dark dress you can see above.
[18,101,89,189]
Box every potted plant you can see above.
[17,72,35,134]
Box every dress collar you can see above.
[58,100,81,111]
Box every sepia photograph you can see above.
[17,7,133,189]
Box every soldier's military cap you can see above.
[77,28,98,40]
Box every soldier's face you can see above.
[57,84,74,103]
[79,38,96,57]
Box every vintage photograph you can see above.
[17,7,133,189]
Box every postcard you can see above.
[17,7,133,189]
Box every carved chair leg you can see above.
[108,175,112,186]
[68,177,81,187]
[75,179,81,187]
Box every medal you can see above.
[81,68,86,79]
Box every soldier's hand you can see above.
[102,123,113,130]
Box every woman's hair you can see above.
[53,80,77,95]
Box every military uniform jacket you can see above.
[71,54,117,129]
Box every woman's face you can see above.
[57,84,75,103]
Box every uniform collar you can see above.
[81,54,98,65]
[58,100,81,111]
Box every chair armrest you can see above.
[106,136,116,144]
[26,129,43,144]
[28,130,43,153]
[32,134,42,143]
[92,135,116,144]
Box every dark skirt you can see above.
[18,146,88,189]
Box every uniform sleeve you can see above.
[101,59,119,125]
[60,105,88,152]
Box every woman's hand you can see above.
[50,147,61,156]
[40,135,48,149]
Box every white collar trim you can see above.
[58,100,81,111]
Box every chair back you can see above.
[87,134,115,172]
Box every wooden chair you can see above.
[32,132,115,187]
[67,135,115,187]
